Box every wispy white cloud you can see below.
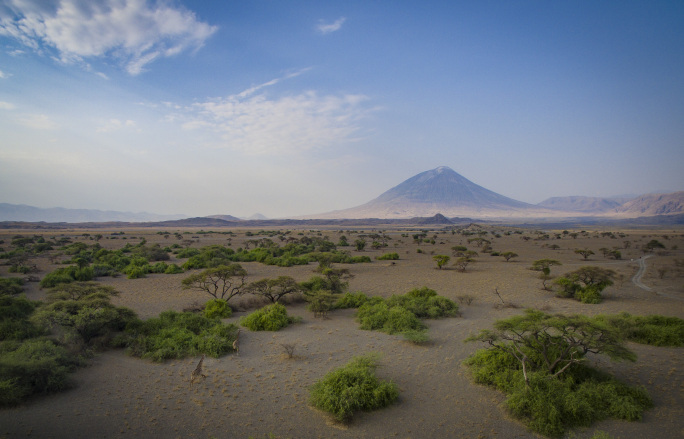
[16,113,59,129]
[0,0,217,75]
[0,101,15,109]
[0,69,8,78]
[173,72,372,155]
[96,118,137,133]
[316,17,346,34]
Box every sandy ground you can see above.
[1,226,682,439]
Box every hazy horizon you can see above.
[1,1,683,218]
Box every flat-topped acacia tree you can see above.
[181,263,247,301]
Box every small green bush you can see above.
[596,313,684,347]
[376,252,399,261]
[241,303,300,331]
[309,354,399,422]
[357,302,424,334]
[204,299,232,319]
[164,263,184,274]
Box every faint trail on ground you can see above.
[632,255,653,291]
[630,254,684,301]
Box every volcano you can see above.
[310,166,555,219]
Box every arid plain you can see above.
[1,225,682,439]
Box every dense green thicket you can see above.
[116,311,239,361]
[466,348,652,437]
[204,299,232,319]
[376,252,399,260]
[356,287,458,342]
[309,354,399,422]
[240,303,301,331]
[595,313,684,347]
[465,310,653,436]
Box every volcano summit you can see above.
[310,166,554,219]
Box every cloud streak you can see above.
[174,72,372,155]
[0,0,217,75]
[316,17,346,34]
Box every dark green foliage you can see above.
[335,292,372,309]
[357,301,424,334]
[204,299,232,319]
[33,284,137,345]
[309,354,399,422]
[554,266,615,304]
[0,276,24,296]
[241,303,301,331]
[595,313,684,347]
[118,311,239,361]
[0,339,80,407]
[465,348,652,437]
[376,252,399,260]
[386,287,459,319]
[40,266,95,288]
[164,263,184,274]
[0,295,44,341]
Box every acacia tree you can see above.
[244,276,302,303]
[501,252,518,262]
[574,248,594,260]
[554,266,615,304]
[433,255,450,270]
[354,239,366,251]
[466,309,636,387]
[530,259,562,290]
[453,256,475,272]
[181,263,247,301]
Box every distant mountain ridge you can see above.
[537,196,624,213]
[615,192,684,216]
[0,203,186,223]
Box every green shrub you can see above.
[376,252,399,261]
[386,287,459,319]
[241,303,300,331]
[465,342,653,437]
[335,292,371,309]
[0,277,24,296]
[126,266,147,279]
[0,295,44,341]
[164,263,184,274]
[0,339,80,407]
[118,311,238,361]
[357,302,424,334]
[309,354,399,422]
[40,266,95,288]
[596,313,684,347]
[204,299,232,319]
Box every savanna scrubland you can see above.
[1,225,683,439]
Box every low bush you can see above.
[376,252,399,261]
[117,311,239,361]
[386,287,459,319]
[357,301,424,334]
[40,266,95,288]
[204,299,232,319]
[596,313,684,347]
[164,263,184,274]
[0,276,24,296]
[335,292,372,309]
[241,303,301,331]
[309,354,399,422]
[0,338,81,407]
[0,295,44,341]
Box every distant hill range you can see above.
[1,167,682,225]
[0,203,186,223]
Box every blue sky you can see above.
[1,0,682,218]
